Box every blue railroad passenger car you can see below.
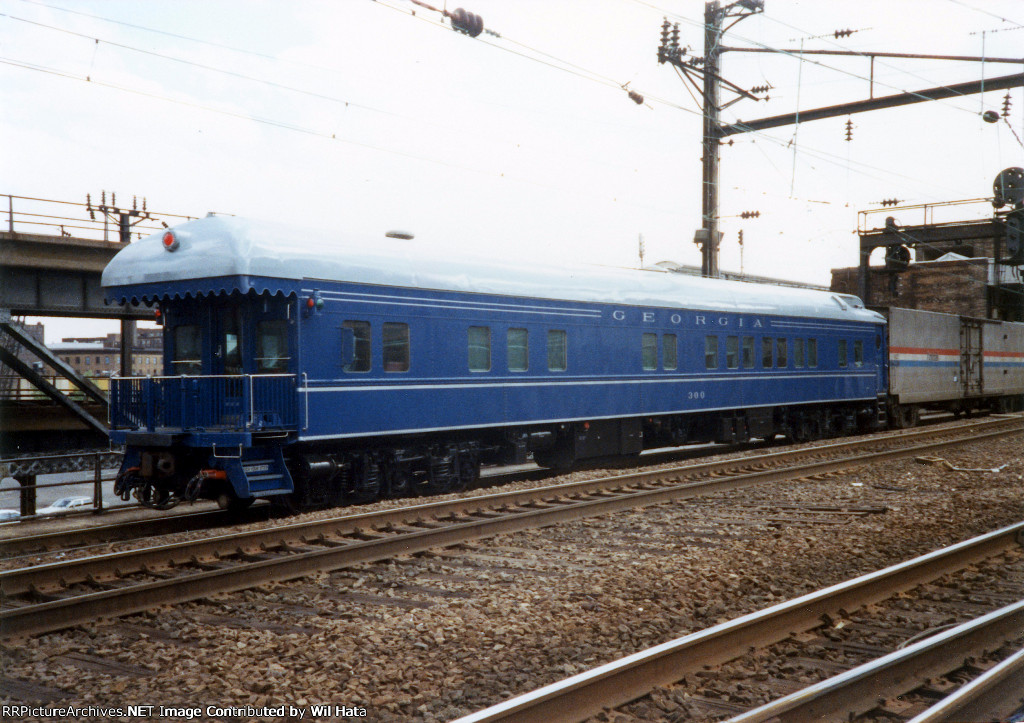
[102,216,887,510]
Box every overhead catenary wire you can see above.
[627,0,1021,121]
[371,0,699,116]
[945,0,1024,29]
[0,9,679,179]
[0,55,684,218]
[7,0,1020,266]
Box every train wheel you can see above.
[457,454,480,491]
[892,404,919,429]
[217,493,254,512]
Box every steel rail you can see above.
[0,508,256,558]
[3,421,1019,597]
[0,469,546,558]
[2,422,1021,638]
[1,415,1014,557]
[906,644,1024,723]
[726,602,1024,722]
[451,521,1024,723]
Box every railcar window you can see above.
[664,334,678,370]
[220,308,242,375]
[705,335,718,369]
[726,336,739,369]
[762,338,773,368]
[547,330,567,371]
[256,320,290,372]
[383,322,410,372]
[742,336,754,368]
[642,333,658,370]
[838,339,848,368]
[172,325,202,375]
[854,339,864,367]
[794,338,805,368]
[468,326,491,372]
[776,338,787,367]
[507,328,528,372]
[808,338,818,368]
[343,321,371,372]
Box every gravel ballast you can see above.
[2,432,1022,722]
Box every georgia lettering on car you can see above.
[610,309,764,328]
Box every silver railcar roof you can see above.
[102,215,883,323]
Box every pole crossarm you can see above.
[721,47,1024,64]
[720,71,1024,137]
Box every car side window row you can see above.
[342,322,568,374]
[838,339,864,368]
[703,335,819,371]
[642,333,678,371]
[342,320,409,373]
[474,327,566,373]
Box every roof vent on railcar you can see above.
[385,230,415,240]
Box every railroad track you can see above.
[0,415,989,558]
[0,469,548,558]
[452,522,1024,723]
[2,416,1021,639]
[723,591,1024,722]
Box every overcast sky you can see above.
[3,0,1023,343]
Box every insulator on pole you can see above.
[450,8,484,37]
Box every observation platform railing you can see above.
[110,374,298,432]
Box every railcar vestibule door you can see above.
[214,305,244,375]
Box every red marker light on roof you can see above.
[306,297,315,309]
[162,230,179,251]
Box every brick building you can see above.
[52,328,164,378]
[831,202,1023,321]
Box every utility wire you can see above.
[944,0,1024,29]
[626,0,1012,119]
[0,10,664,175]
[9,0,1009,230]
[373,0,698,115]
[0,56,686,218]
[1,12,406,120]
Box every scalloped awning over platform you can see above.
[104,276,295,306]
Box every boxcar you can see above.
[887,307,1024,425]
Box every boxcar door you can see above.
[959,317,984,397]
